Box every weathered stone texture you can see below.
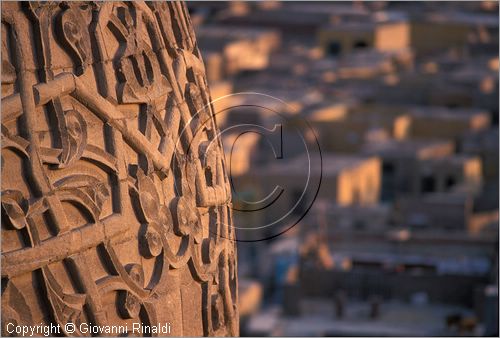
[1,1,238,336]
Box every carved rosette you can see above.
[1,2,237,336]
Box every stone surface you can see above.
[1,1,238,336]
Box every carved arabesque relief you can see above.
[1,2,238,336]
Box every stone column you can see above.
[1,1,238,336]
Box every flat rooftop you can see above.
[409,106,490,119]
[254,153,374,177]
[246,300,472,336]
[362,139,454,158]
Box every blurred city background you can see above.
[187,1,499,336]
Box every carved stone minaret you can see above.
[1,2,238,336]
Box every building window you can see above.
[445,176,456,189]
[353,40,368,49]
[421,175,436,193]
[327,41,342,56]
[381,162,396,202]
[382,162,395,176]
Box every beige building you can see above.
[376,21,411,51]
[417,155,483,196]
[396,191,498,234]
[351,103,413,140]
[247,154,381,208]
[319,22,376,56]
[308,199,390,233]
[409,106,491,140]
[319,14,474,57]
[311,103,412,153]
[409,17,469,55]
[222,131,261,177]
[362,139,455,200]
[196,25,280,78]
[462,128,499,182]
[319,21,410,56]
